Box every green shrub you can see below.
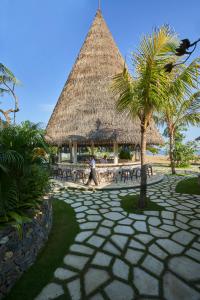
[174,141,197,168]
[119,149,131,160]
[0,122,50,233]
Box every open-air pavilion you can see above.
[45,9,162,166]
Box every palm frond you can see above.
[0,150,24,171]
[176,91,200,126]
[168,58,200,99]
[112,68,140,118]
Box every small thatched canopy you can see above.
[46,9,163,146]
[196,136,200,141]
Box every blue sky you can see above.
[1,0,200,141]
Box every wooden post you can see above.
[72,142,77,164]
[58,147,62,163]
[69,142,73,162]
[113,142,118,165]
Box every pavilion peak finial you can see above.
[98,0,101,11]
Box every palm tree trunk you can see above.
[169,131,176,174]
[140,125,147,166]
[139,124,147,209]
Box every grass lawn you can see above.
[176,177,200,195]
[120,194,164,213]
[5,199,80,300]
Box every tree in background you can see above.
[158,75,200,174]
[0,63,20,124]
[163,127,199,168]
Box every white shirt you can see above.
[89,159,96,169]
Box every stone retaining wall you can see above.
[0,198,52,299]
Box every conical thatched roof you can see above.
[46,9,163,146]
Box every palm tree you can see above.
[113,27,178,166]
[158,87,200,174]
[112,26,179,208]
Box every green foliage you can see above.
[48,146,58,164]
[163,125,187,141]
[176,177,200,195]
[164,127,199,167]
[156,61,200,173]
[120,194,164,213]
[119,149,131,160]
[174,141,197,167]
[0,63,20,124]
[0,63,19,95]
[0,121,50,233]
[147,146,159,155]
[112,26,179,120]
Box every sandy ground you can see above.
[146,155,169,164]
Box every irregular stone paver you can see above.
[111,234,128,250]
[63,254,89,270]
[54,268,77,280]
[162,211,174,219]
[125,248,144,264]
[149,244,168,260]
[150,226,170,238]
[169,256,200,281]
[172,230,195,245]
[129,239,145,250]
[133,221,148,232]
[134,267,159,296]
[35,283,64,300]
[163,272,200,300]
[67,278,81,300]
[129,213,147,220]
[97,227,111,237]
[92,252,112,266]
[75,231,93,242]
[85,268,109,295]
[113,258,129,280]
[189,219,200,228]
[192,242,200,251]
[156,239,184,255]
[114,225,134,235]
[104,280,134,300]
[142,254,164,276]
[104,212,124,221]
[103,241,121,255]
[87,235,105,248]
[80,222,98,230]
[186,248,200,262]
[70,244,94,255]
[148,217,161,226]
[134,233,154,244]
[35,175,200,300]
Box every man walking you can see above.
[86,156,98,186]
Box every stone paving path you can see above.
[36,176,200,300]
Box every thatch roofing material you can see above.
[46,9,163,146]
